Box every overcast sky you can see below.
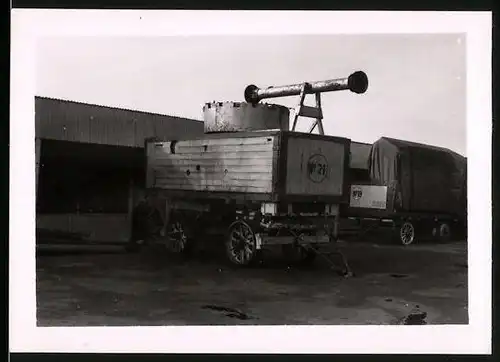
[36,34,466,155]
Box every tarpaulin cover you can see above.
[367,137,467,218]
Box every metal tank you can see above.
[203,101,290,133]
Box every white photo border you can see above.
[10,10,492,354]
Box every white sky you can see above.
[36,34,466,155]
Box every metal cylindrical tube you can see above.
[203,101,290,133]
[244,71,369,104]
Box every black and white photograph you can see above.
[10,10,491,354]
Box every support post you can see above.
[35,137,41,198]
[315,92,325,135]
[291,84,308,132]
[127,176,135,240]
[291,85,325,135]
[306,93,325,135]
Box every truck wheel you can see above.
[399,221,416,245]
[438,222,452,242]
[225,220,257,266]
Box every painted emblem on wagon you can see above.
[307,154,328,183]
[352,186,363,200]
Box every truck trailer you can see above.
[344,137,467,245]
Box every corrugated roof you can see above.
[35,96,205,147]
[35,96,204,124]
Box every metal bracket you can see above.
[290,83,325,135]
[302,244,354,277]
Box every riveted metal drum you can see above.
[203,101,290,133]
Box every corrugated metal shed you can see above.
[35,97,204,147]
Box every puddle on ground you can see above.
[390,274,410,279]
[367,296,441,324]
[201,305,256,320]
[401,310,427,325]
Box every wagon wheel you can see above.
[166,216,189,254]
[399,221,416,245]
[438,222,451,243]
[225,220,257,266]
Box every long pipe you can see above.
[244,71,368,104]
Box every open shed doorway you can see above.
[36,139,146,245]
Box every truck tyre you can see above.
[398,221,416,246]
[225,220,257,266]
[438,222,452,242]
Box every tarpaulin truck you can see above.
[343,137,467,245]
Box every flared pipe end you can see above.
[244,84,259,103]
[348,71,369,94]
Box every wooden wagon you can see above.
[129,71,369,272]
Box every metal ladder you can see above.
[290,83,325,135]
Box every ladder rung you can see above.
[299,106,323,119]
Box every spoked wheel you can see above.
[399,221,416,245]
[166,218,189,254]
[225,220,257,266]
[438,222,451,242]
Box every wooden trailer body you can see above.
[146,130,350,204]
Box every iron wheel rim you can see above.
[440,223,451,240]
[228,221,256,265]
[168,221,188,253]
[400,222,415,245]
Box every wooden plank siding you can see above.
[147,135,279,194]
[147,131,351,201]
[35,96,204,147]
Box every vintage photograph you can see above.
[33,33,469,327]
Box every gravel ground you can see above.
[36,239,468,326]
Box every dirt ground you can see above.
[36,239,468,326]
